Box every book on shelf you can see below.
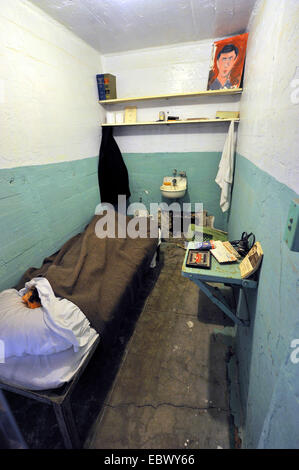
[124,106,137,123]
[216,111,240,119]
[96,74,117,100]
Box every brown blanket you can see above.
[16,214,158,334]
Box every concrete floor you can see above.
[87,242,236,449]
[4,241,237,449]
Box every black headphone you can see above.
[230,232,255,256]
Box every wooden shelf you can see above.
[99,88,242,105]
[101,118,239,127]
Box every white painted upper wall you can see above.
[0,0,103,169]
[102,41,241,153]
[237,0,299,194]
[5,0,297,191]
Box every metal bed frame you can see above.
[0,336,100,449]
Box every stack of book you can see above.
[96,74,117,100]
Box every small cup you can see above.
[115,112,124,123]
[106,112,115,124]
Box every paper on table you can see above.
[210,241,238,263]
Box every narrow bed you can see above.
[16,211,159,337]
[0,211,159,447]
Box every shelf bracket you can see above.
[191,277,250,326]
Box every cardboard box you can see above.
[96,74,117,100]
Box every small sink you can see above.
[160,176,187,199]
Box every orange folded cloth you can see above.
[22,288,41,309]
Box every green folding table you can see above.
[182,250,258,326]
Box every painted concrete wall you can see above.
[0,0,103,169]
[236,0,299,195]
[0,158,99,292]
[0,0,103,290]
[123,152,227,231]
[228,0,299,448]
[101,41,241,229]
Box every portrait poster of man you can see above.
[207,33,249,90]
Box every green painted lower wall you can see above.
[123,152,228,231]
[228,153,299,448]
[0,157,100,292]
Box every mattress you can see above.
[0,329,99,391]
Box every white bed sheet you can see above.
[0,328,99,391]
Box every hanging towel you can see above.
[215,120,235,212]
[98,127,131,206]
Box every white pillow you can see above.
[19,278,94,351]
[0,289,71,359]
[0,277,96,361]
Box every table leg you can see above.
[192,278,249,326]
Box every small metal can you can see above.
[159,111,166,121]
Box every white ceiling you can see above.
[29,0,256,54]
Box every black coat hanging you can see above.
[98,126,131,206]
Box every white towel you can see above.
[215,120,235,212]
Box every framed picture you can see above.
[207,33,249,91]
[186,250,211,269]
